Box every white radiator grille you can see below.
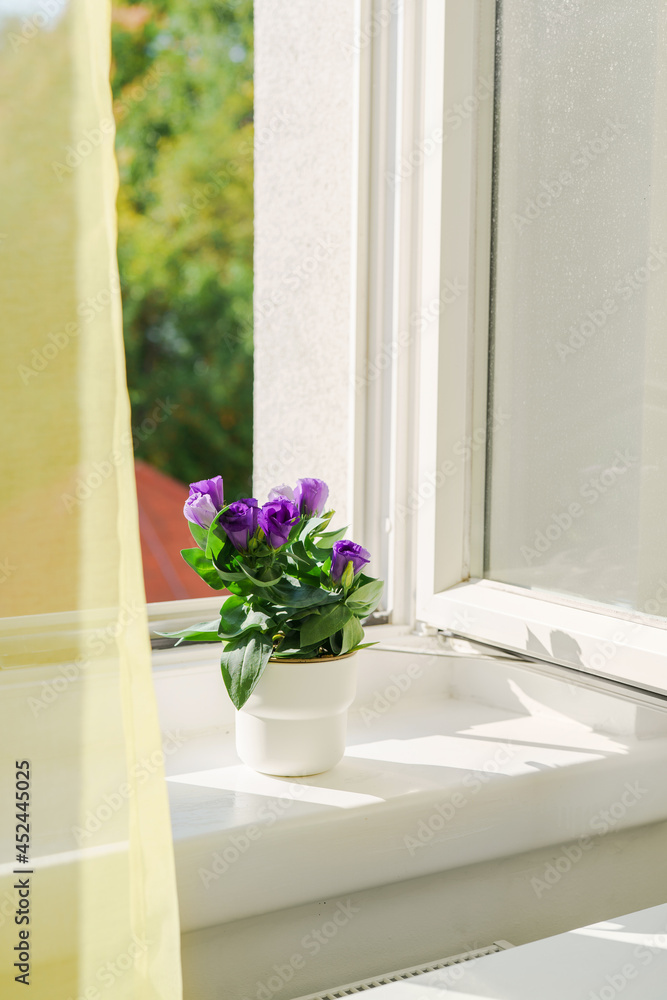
[291,941,514,999]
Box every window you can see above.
[407,0,667,694]
[111,0,254,605]
[487,0,667,617]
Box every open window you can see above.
[409,0,667,695]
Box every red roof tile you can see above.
[135,460,222,603]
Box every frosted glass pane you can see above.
[486,0,667,617]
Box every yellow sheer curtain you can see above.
[0,1,183,997]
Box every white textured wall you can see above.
[253,0,359,521]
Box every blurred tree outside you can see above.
[111,0,253,503]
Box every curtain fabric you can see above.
[0,1,183,997]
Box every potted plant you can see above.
[168,475,383,776]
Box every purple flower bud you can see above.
[268,483,295,503]
[258,498,300,549]
[183,476,225,529]
[330,539,370,583]
[218,498,259,551]
[294,477,329,516]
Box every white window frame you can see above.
[147,0,667,697]
[406,0,667,696]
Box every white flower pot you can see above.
[235,653,358,776]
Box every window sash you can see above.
[412,0,667,695]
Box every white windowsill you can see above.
[152,627,667,934]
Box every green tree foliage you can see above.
[111,0,253,501]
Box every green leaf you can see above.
[312,525,348,549]
[214,564,247,582]
[239,563,283,588]
[340,615,364,654]
[205,509,228,561]
[290,539,313,566]
[300,602,353,647]
[211,535,243,579]
[312,510,335,532]
[188,521,209,551]
[297,515,329,540]
[270,640,321,659]
[270,649,320,659]
[220,632,273,709]
[319,558,333,588]
[244,608,274,631]
[329,629,342,655]
[268,578,338,609]
[218,594,246,636]
[270,627,301,656]
[225,578,255,599]
[282,606,321,622]
[286,563,326,589]
[157,620,222,643]
[219,610,273,639]
[180,548,227,590]
[346,579,384,614]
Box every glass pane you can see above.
[112,0,254,602]
[486,0,667,617]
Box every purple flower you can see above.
[258,498,300,549]
[331,540,370,583]
[218,498,259,551]
[294,478,329,516]
[268,483,295,503]
[183,476,225,529]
